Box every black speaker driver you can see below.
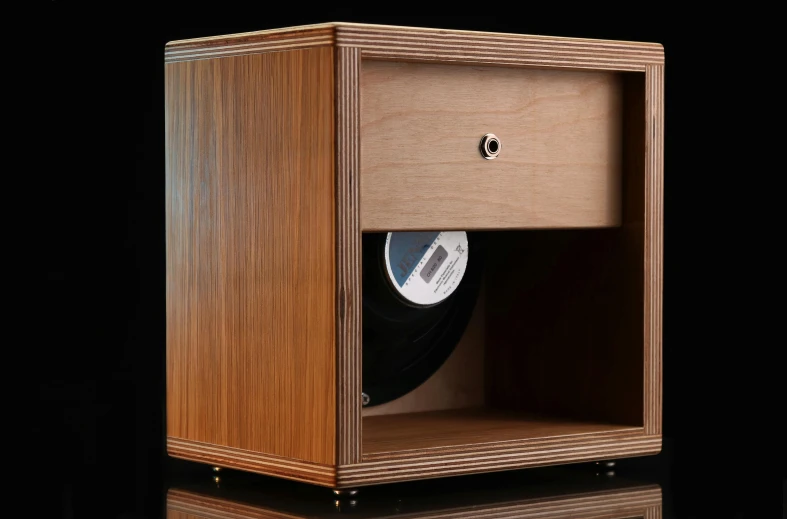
[362,231,486,407]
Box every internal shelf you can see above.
[362,408,641,455]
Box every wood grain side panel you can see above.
[360,61,623,231]
[644,65,664,436]
[166,48,336,464]
[335,46,362,465]
[167,439,336,487]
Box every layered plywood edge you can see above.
[167,438,337,487]
[340,433,660,487]
[166,23,663,489]
[168,429,661,488]
[644,63,664,436]
[165,22,664,70]
[335,46,362,466]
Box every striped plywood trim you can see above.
[164,25,335,63]
[335,46,362,465]
[167,486,661,519]
[337,434,661,487]
[644,64,664,436]
[336,24,662,72]
[167,438,336,487]
[164,23,664,71]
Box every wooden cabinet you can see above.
[165,22,663,489]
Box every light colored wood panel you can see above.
[335,46,362,465]
[360,61,623,231]
[345,411,659,486]
[166,23,664,70]
[363,283,485,417]
[165,48,336,464]
[644,65,664,436]
[167,438,336,487]
[362,409,641,454]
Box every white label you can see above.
[384,231,469,306]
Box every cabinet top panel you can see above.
[164,22,664,70]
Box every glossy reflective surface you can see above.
[168,462,663,519]
[161,440,778,519]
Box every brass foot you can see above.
[333,488,359,497]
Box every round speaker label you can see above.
[384,231,469,307]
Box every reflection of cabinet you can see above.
[165,22,664,488]
[167,471,662,519]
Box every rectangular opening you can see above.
[360,72,646,456]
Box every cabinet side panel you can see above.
[166,47,336,464]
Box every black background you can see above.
[38,7,779,518]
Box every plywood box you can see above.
[165,22,664,489]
